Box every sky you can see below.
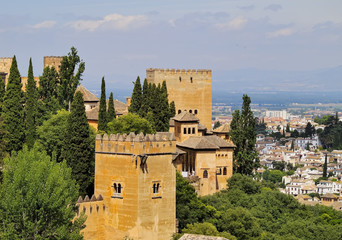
[1,0,342,96]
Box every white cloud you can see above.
[68,14,149,31]
[32,20,56,29]
[215,16,247,30]
[267,28,294,38]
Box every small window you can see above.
[194,109,198,114]
[192,128,195,134]
[184,128,186,134]
[216,168,222,175]
[188,128,191,134]
[223,167,227,175]
[153,183,160,193]
[189,109,192,113]
[190,77,193,83]
[178,110,182,114]
[179,76,182,82]
[203,170,208,179]
[112,182,123,198]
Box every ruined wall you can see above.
[80,132,177,240]
[146,68,212,130]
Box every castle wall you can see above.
[195,151,217,196]
[80,133,177,240]
[215,149,234,191]
[174,121,199,142]
[146,68,212,130]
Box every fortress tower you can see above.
[0,57,13,85]
[78,132,177,240]
[43,56,63,72]
[146,68,212,130]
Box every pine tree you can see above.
[25,58,38,149]
[107,92,116,122]
[98,77,108,131]
[129,76,142,114]
[0,73,5,113]
[1,55,25,153]
[61,91,94,196]
[230,94,259,174]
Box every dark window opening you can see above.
[153,183,160,193]
[192,128,195,134]
[184,128,186,134]
[194,109,198,114]
[223,167,227,175]
[178,110,182,114]
[189,109,192,113]
[203,170,208,178]
[217,168,222,175]
[179,76,182,82]
[190,77,193,83]
[188,128,191,134]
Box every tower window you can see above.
[179,76,182,82]
[153,183,160,193]
[112,182,123,198]
[223,167,227,175]
[190,77,193,83]
[194,109,198,114]
[203,170,208,179]
[192,128,195,134]
[178,110,182,114]
[184,128,186,134]
[189,109,192,113]
[188,128,191,134]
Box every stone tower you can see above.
[146,68,212,130]
[43,56,63,72]
[78,132,177,240]
[0,57,13,85]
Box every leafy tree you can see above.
[61,91,94,196]
[291,129,299,138]
[107,92,116,122]
[129,76,142,114]
[58,47,85,110]
[36,110,70,162]
[286,123,290,132]
[107,113,155,135]
[25,58,38,149]
[230,95,259,174]
[305,122,315,138]
[0,146,85,239]
[178,222,237,240]
[98,77,108,131]
[1,55,25,153]
[263,170,284,184]
[273,161,286,171]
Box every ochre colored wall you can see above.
[80,133,177,240]
[0,57,12,85]
[146,69,212,130]
[174,121,199,142]
[215,148,234,191]
[43,56,63,72]
[195,151,217,196]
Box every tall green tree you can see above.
[230,94,259,174]
[25,58,38,149]
[0,73,5,113]
[61,91,94,196]
[107,113,155,135]
[169,101,176,118]
[129,76,142,114]
[107,92,116,122]
[323,154,328,178]
[140,78,150,118]
[98,77,108,131]
[0,146,85,239]
[58,46,85,110]
[1,55,25,153]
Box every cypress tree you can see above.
[323,154,328,178]
[107,92,116,122]
[140,78,150,117]
[169,101,176,118]
[159,81,171,131]
[1,55,25,153]
[61,91,94,196]
[25,58,38,149]
[0,73,5,113]
[98,77,108,131]
[129,76,142,114]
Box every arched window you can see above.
[188,128,191,134]
[113,183,117,193]
[194,109,198,114]
[118,184,122,193]
[223,167,227,175]
[189,109,192,113]
[179,76,182,82]
[190,77,193,83]
[203,170,208,178]
[178,110,182,114]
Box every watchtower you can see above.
[79,132,177,240]
[0,57,13,85]
[146,68,212,130]
[43,56,63,72]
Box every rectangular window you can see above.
[192,128,195,134]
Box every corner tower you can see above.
[146,68,212,130]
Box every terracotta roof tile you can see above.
[76,85,99,102]
[173,111,199,122]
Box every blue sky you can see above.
[1,0,342,94]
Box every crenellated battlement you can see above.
[76,194,106,217]
[95,132,176,155]
[146,68,211,76]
